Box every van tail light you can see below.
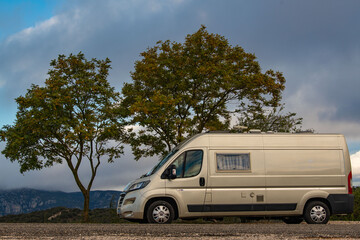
[348,171,353,194]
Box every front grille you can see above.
[118,193,126,206]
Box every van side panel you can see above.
[209,135,263,149]
[263,135,348,216]
[265,149,344,187]
[262,135,341,149]
[203,134,351,217]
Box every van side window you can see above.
[184,150,203,177]
[172,152,185,178]
[216,153,250,171]
[172,150,203,178]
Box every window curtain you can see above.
[216,154,250,170]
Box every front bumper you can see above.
[117,191,143,219]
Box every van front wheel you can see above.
[146,200,174,224]
[304,201,330,224]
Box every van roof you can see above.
[204,131,343,135]
[175,131,345,151]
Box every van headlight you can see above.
[127,180,150,192]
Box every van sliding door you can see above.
[205,149,266,214]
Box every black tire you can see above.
[283,216,303,224]
[303,201,330,224]
[146,200,175,224]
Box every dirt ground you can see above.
[0,221,360,239]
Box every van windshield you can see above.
[143,134,201,177]
[145,150,178,177]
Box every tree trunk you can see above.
[82,191,90,223]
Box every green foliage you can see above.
[236,102,303,132]
[0,52,125,222]
[88,208,126,223]
[0,207,79,223]
[122,25,293,160]
[0,207,128,223]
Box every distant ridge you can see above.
[0,188,122,216]
[0,207,124,223]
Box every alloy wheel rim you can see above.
[152,205,170,223]
[310,205,326,223]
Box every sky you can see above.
[0,0,359,191]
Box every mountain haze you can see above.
[0,189,122,216]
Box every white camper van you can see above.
[117,132,354,224]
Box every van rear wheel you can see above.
[304,201,330,224]
[146,200,174,224]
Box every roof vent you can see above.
[233,125,248,133]
[295,130,314,134]
[249,129,261,133]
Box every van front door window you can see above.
[172,150,203,178]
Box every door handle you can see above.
[199,177,205,186]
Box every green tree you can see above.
[122,26,294,160]
[0,53,124,222]
[236,102,303,132]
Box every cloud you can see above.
[0,75,5,88]
[0,0,192,92]
[351,151,360,186]
[221,1,360,141]
[1,0,360,191]
[5,16,59,45]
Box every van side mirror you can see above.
[161,164,177,179]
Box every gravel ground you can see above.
[0,222,360,240]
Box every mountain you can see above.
[0,188,122,216]
[0,207,125,223]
